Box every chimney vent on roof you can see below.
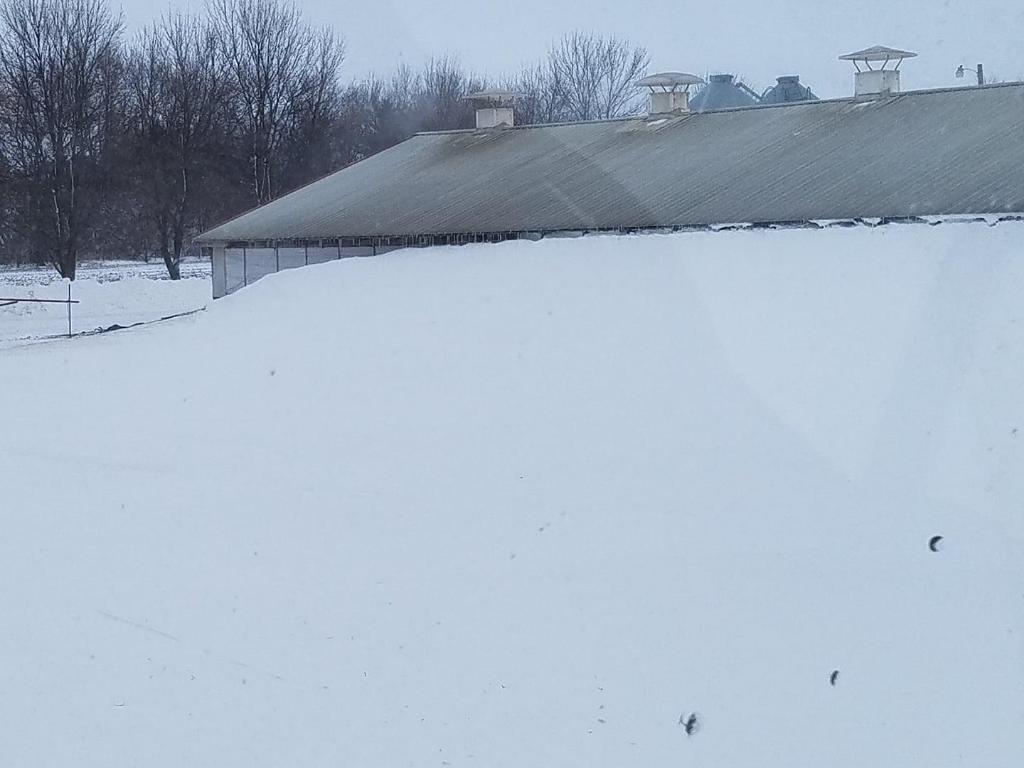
[637,72,704,115]
[464,90,519,129]
[839,46,917,97]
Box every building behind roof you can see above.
[197,46,1024,299]
[761,75,819,103]
[689,74,761,111]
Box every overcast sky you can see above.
[118,1,1023,98]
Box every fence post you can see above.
[67,283,72,338]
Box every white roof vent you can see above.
[464,89,519,130]
[637,72,704,115]
[839,46,917,97]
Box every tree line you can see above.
[0,0,649,279]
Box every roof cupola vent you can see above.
[839,46,917,97]
[464,90,519,130]
[637,72,704,115]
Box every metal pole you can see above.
[0,297,80,304]
[67,283,72,338]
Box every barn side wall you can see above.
[215,242,383,298]
[205,214,1024,298]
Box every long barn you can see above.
[197,48,1024,298]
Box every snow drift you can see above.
[1,224,1022,766]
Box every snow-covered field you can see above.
[0,260,210,346]
[1,225,1021,766]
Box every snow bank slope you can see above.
[2,224,1022,767]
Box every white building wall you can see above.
[211,247,227,299]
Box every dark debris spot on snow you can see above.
[830,669,840,686]
[679,712,701,736]
[929,535,944,552]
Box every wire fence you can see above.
[0,284,79,338]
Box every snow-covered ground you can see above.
[0,260,210,346]
[1,224,1021,766]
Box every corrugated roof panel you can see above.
[197,84,1024,243]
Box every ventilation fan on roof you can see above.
[464,90,520,130]
[636,73,705,115]
[840,46,917,97]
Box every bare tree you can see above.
[210,0,345,204]
[277,25,348,192]
[334,74,413,166]
[546,32,648,121]
[0,0,123,279]
[127,13,230,279]
[0,14,653,271]
[0,123,18,263]
[414,56,483,132]
[504,63,566,125]
[330,57,483,170]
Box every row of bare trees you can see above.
[0,0,649,279]
[0,0,121,279]
[511,32,649,124]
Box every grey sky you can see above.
[118,1,1023,98]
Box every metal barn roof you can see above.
[198,83,1024,244]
